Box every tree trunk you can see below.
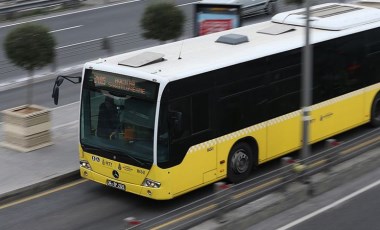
[27,69,34,106]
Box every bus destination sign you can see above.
[88,70,158,100]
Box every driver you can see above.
[97,96,118,139]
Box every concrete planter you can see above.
[1,104,52,152]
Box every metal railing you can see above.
[125,127,380,229]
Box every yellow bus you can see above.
[53,3,380,200]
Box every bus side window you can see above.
[219,96,242,133]
[191,92,209,133]
[318,33,366,99]
[268,66,300,118]
[168,98,191,140]
[366,28,380,84]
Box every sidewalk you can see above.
[0,0,128,204]
[0,102,80,202]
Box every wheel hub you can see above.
[231,150,249,174]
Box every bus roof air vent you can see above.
[300,4,361,18]
[257,24,295,35]
[272,3,380,30]
[215,34,249,45]
[118,52,165,67]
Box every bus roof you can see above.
[88,3,380,83]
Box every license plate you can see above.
[106,179,126,191]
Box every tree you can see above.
[4,23,56,105]
[140,1,185,43]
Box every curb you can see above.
[192,147,380,229]
[0,170,80,206]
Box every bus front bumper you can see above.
[80,167,173,200]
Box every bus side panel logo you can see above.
[92,156,100,162]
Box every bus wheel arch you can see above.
[227,137,258,184]
[370,92,380,127]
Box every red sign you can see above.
[199,19,233,35]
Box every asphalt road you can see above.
[0,122,375,230]
[0,0,276,111]
[0,180,217,230]
[291,182,380,230]
[0,0,369,229]
[0,0,196,83]
[0,0,341,84]
[0,77,80,112]
[248,166,380,230]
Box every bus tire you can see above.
[370,93,380,127]
[227,142,254,184]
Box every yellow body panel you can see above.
[267,112,301,159]
[81,84,379,199]
[310,89,365,142]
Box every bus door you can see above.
[168,92,216,194]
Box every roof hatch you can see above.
[272,3,380,30]
[118,51,165,67]
[215,34,249,45]
[297,4,361,18]
[257,24,295,35]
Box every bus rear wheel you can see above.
[227,142,253,184]
[370,93,380,127]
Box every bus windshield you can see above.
[80,69,159,165]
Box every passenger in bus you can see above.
[97,96,118,139]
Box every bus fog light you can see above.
[142,179,161,188]
[80,160,92,170]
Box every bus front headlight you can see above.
[142,179,161,188]
[80,160,92,170]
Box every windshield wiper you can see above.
[102,146,149,168]
[81,143,150,168]
[82,144,102,153]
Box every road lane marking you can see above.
[340,136,380,155]
[0,0,142,29]
[49,25,83,33]
[307,159,327,170]
[56,37,103,49]
[232,177,282,200]
[0,179,87,210]
[151,204,217,230]
[56,32,127,49]
[52,120,79,130]
[177,2,197,7]
[53,101,79,110]
[0,0,196,29]
[107,33,126,38]
[276,178,380,230]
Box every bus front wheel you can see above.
[227,142,253,184]
[370,93,380,127]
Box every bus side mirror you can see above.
[169,111,183,138]
[51,75,81,105]
[56,77,64,86]
[52,76,63,105]
[52,84,60,105]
